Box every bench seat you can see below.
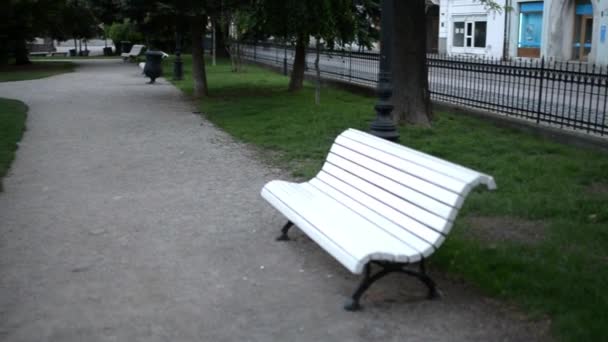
[261,128,496,309]
[122,45,145,62]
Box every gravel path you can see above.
[0,60,548,341]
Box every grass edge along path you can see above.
[0,98,27,191]
[0,62,75,82]
[165,56,608,342]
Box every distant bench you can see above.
[121,45,145,62]
[261,129,496,310]
[29,52,69,57]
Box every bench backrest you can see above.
[129,45,145,55]
[312,129,496,257]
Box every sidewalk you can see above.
[0,60,546,341]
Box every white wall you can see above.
[439,0,506,58]
[591,0,608,64]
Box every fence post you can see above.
[536,58,545,124]
[349,49,352,82]
[283,42,288,76]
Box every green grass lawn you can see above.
[0,62,75,82]
[0,98,27,191]
[165,56,608,341]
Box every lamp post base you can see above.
[173,59,183,81]
[370,118,399,141]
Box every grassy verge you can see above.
[0,62,75,82]
[165,56,608,341]
[0,98,27,191]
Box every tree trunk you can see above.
[288,34,307,92]
[14,36,30,65]
[391,0,432,126]
[0,44,8,66]
[314,39,321,105]
[213,19,230,58]
[237,41,242,71]
[190,15,208,98]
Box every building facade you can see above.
[437,0,608,63]
[505,0,608,63]
[438,0,507,58]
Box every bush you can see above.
[107,21,143,45]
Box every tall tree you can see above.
[2,0,67,65]
[390,0,502,125]
[256,0,356,92]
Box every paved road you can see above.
[244,45,607,134]
[0,60,547,341]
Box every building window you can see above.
[474,22,487,48]
[573,0,593,60]
[518,2,544,49]
[453,20,487,48]
[453,22,465,47]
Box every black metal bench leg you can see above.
[418,259,441,299]
[344,260,441,311]
[275,221,293,241]
[345,264,393,311]
[401,260,441,299]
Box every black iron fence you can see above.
[239,42,608,137]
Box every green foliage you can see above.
[167,56,608,342]
[59,0,100,41]
[476,0,505,12]
[256,0,356,46]
[353,0,380,50]
[0,98,27,191]
[107,20,143,43]
[1,0,66,64]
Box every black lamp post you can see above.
[369,0,399,141]
[173,31,183,81]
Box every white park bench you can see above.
[261,128,496,311]
[121,44,145,62]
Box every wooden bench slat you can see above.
[297,183,418,261]
[323,156,450,234]
[330,143,460,218]
[335,135,466,204]
[264,181,416,273]
[343,129,496,191]
[309,178,430,259]
[261,185,360,272]
[317,168,446,246]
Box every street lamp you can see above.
[369,0,399,141]
[173,30,183,81]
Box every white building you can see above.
[437,0,608,63]
[505,0,608,63]
[438,0,507,58]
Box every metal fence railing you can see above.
[239,42,608,137]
